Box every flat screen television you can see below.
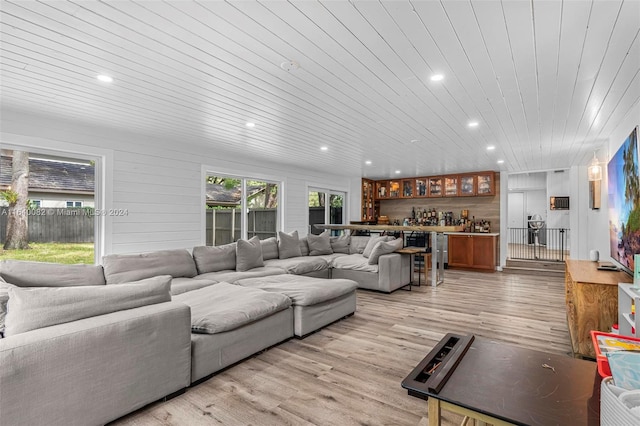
[607,125,639,275]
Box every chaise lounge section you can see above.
[236,274,358,337]
[173,282,294,382]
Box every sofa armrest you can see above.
[0,301,192,426]
[378,253,410,291]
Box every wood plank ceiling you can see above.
[1,0,638,179]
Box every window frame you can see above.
[307,186,347,235]
[1,141,111,264]
[202,169,282,245]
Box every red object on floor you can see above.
[591,330,640,377]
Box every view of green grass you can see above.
[0,243,94,264]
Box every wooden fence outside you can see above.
[0,207,94,243]
[205,207,341,244]
[0,206,341,245]
[205,208,278,246]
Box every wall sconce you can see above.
[588,152,602,181]
[588,152,601,209]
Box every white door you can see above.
[508,192,525,245]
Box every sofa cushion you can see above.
[174,282,291,334]
[349,236,371,254]
[236,236,264,272]
[195,266,285,283]
[0,283,8,337]
[3,275,171,336]
[0,260,106,287]
[363,236,388,258]
[260,237,279,261]
[332,254,379,273]
[263,256,329,275]
[330,235,351,254]
[103,249,197,284]
[368,238,403,264]
[236,275,358,306]
[192,243,236,274]
[278,231,302,259]
[317,253,350,264]
[307,231,333,256]
[170,277,218,295]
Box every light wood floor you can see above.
[110,269,574,426]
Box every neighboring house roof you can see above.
[0,156,94,194]
[206,183,264,207]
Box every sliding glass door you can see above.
[308,188,345,235]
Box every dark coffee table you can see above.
[403,336,601,426]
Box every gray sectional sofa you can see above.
[0,231,408,426]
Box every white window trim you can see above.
[201,165,284,244]
[1,135,113,263]
[307,185,348,234]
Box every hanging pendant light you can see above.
[588,152,602,181]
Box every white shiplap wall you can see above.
[575,101,640,262]
[0,109,356,256]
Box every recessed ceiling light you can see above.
[487,145,496,151]
[320,146,328,151]
[245,122,255,128]
[395,170,401,174]
[365,160,372,165]
[430,74,444,82]
[497,160,504,164]
[468,121,479,128]
[96,74,113,83]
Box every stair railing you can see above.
[508,227,569,262]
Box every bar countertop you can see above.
[314,224,498,235]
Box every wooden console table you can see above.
[565,259,632,358]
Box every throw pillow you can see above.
[278,230,302,259]
[349,236,370,254]
[368,238,403,264]
[330,235,351,254]
[299,237,310,256]
[307,231,333,256]
[362,235,388,258]
[3,275,171,337]
[192,243,236,274]
[260,237,279,261]
[236,236,264,271]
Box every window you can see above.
[1,148,99,264]
[205,174,280,246]
[308,188,345,235]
